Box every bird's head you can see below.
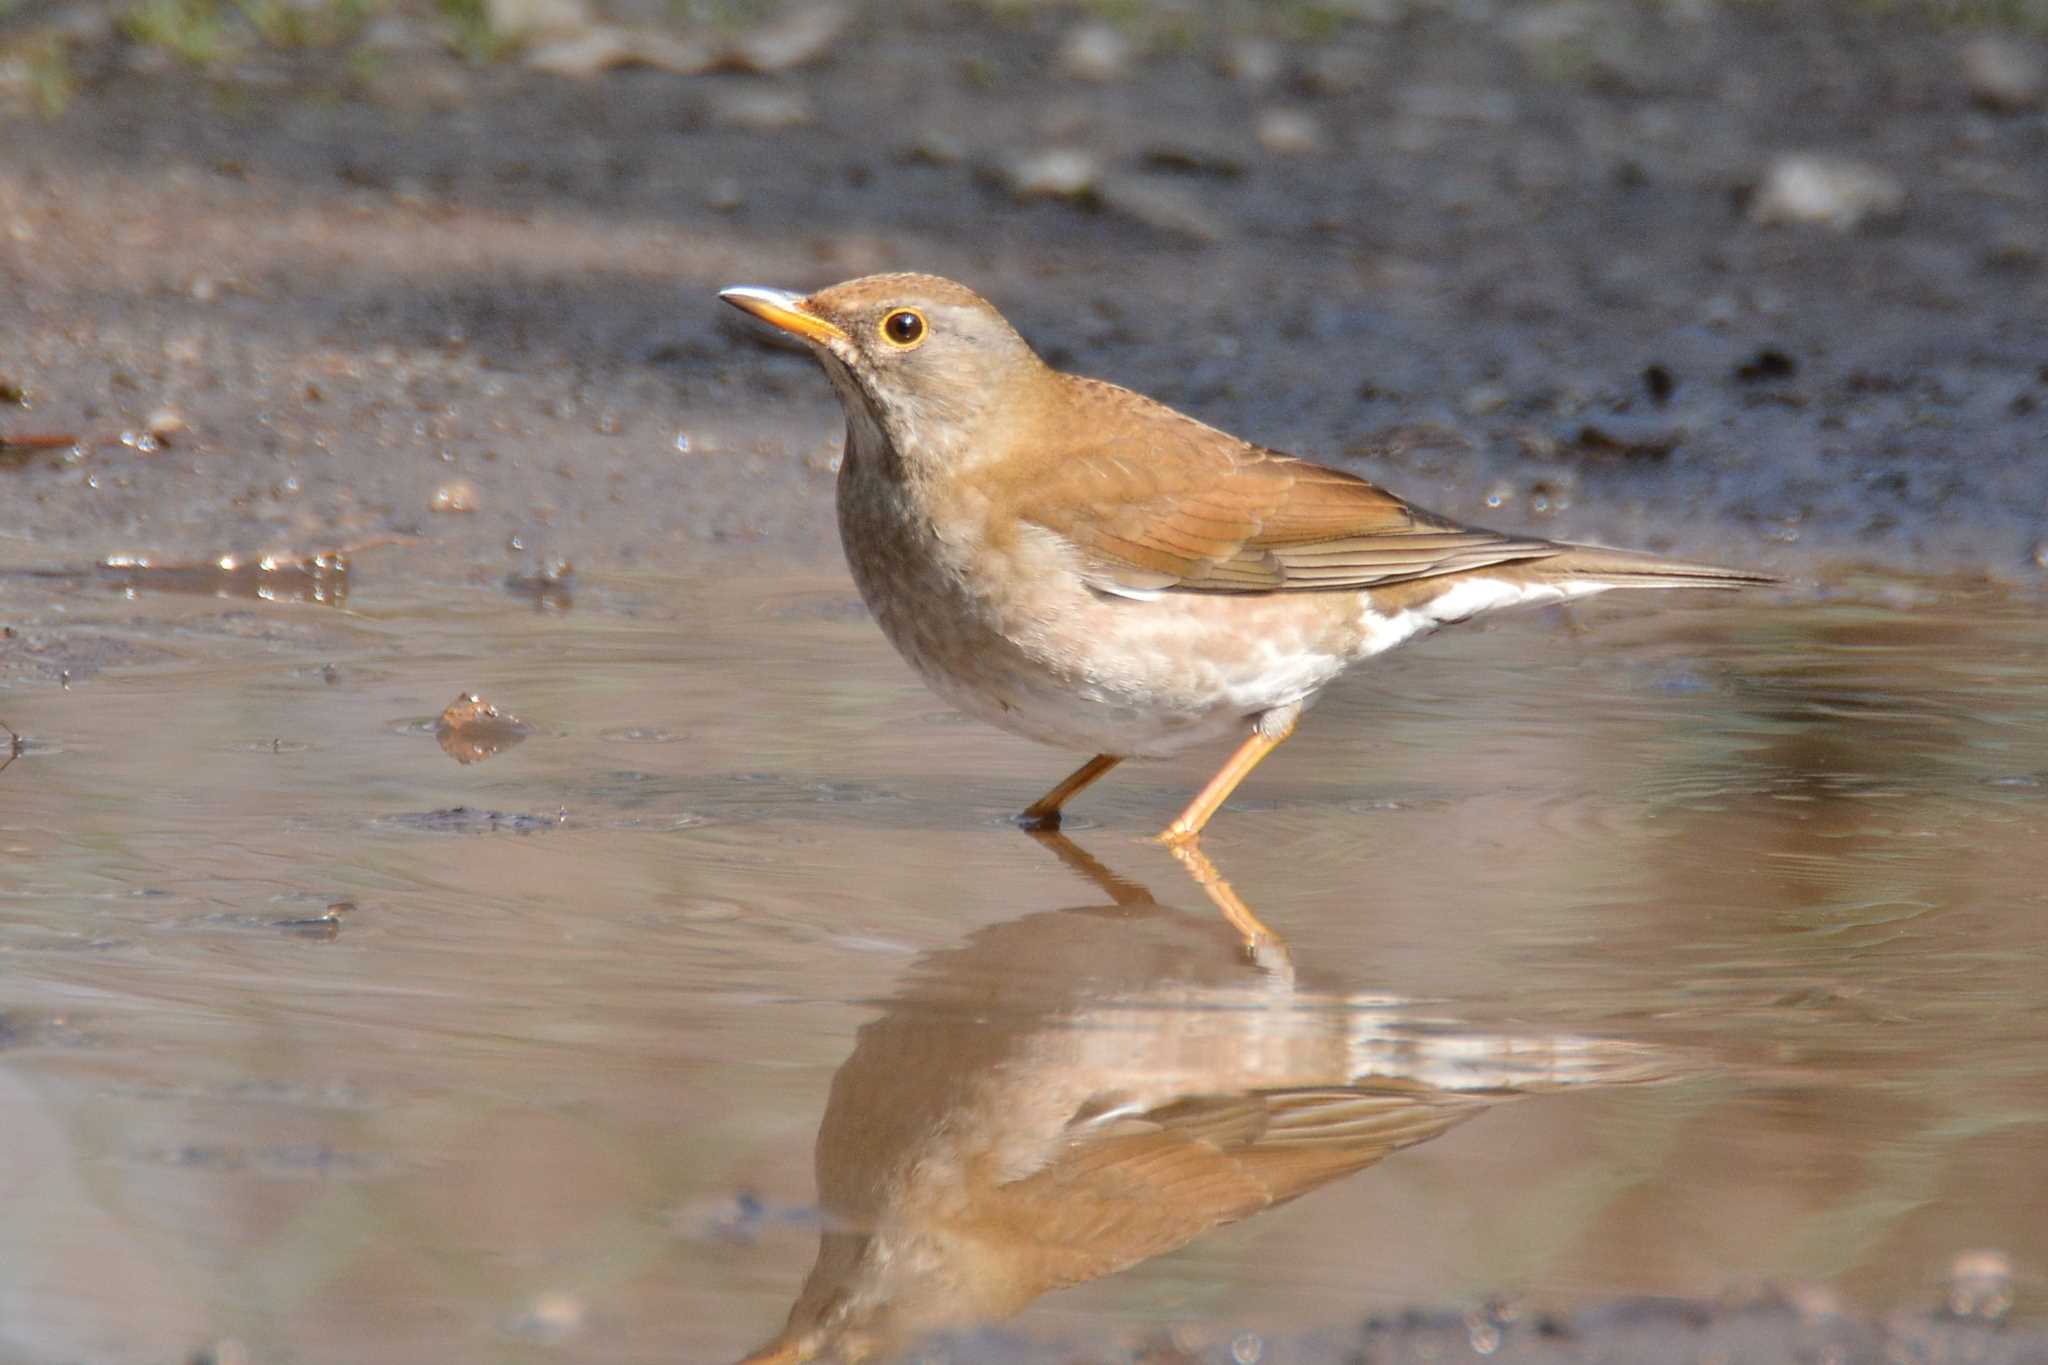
[719,272,1046,474]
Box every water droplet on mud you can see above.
[430,480,480,513]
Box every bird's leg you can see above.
[1156,705,1299,845]
[1018,753,1122,830]
[1165,835,1292,973]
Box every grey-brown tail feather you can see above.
[1539,544,1778,590]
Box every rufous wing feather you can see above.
[1002,376,1561,595]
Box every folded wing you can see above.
[1007,378,1560,595]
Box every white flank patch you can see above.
[1358,576,1612,657]
[1089,579,1167,602]
[1217,633,1344,713]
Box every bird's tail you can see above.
[1537,543,1777,590]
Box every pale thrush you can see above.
[720,274,1771,845]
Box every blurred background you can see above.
[3,2,2047,1364]
[4,0,2046,579]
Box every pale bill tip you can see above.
[718,285,806,309]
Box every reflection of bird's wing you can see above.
[974,1084,1490,1291]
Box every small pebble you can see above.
[485,0,588,40]
[1058,21,1131,82]
[1099,175,1225,242]
[1009,148,1099,201]
[1303,45,1371,94]
[1256,108,1322,157]
[1219,38,1282,88]
[714,88,814,132]
[903,130,964,165]
[1750,154,1905,232]
[1462,384,1510,417]
[1962,35,2042,112]
[145,406,187,445]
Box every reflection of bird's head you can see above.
[737,1225,1035,1365]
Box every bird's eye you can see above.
[878,308,927,349]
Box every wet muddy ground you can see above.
[4,0,2047,582]
[4,1,2048,1362]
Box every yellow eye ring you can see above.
[878,308,927,349]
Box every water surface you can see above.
[1,564,2043,1363]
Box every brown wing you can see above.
[974,1084,1490,1291]
[1004,377,1560,595]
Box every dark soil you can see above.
[4,0,2046,593]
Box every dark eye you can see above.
[879,308,926,348]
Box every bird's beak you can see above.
[719,286,849,347]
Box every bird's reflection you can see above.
[741,832,1674,1364]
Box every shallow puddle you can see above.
[0,564,2043,1364]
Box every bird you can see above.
[720,273,1772,847]
[735,831,1677,1365]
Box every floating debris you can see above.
[434,692,533,766]
[505,555,573,610]
[97,550,350,605]
[274,900,354,939]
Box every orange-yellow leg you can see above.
[1018,753,1122,830]
[1156,710,1298,845]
